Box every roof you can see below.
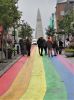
[57,0,67,3]
[57,0,74,4]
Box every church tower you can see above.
[35,9,44,39]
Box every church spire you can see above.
[35,8,44,39]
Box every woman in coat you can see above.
[26,38,31,56]
[47,36,53,57]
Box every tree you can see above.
[0,0,21,61]
[19,22,33,39]
[58,10,74,34]
[45,26,55,36]
[0,0,21,31]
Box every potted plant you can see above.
[64,48,74,57]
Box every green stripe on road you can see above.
[42,56,67,100]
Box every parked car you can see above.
[32,39,37,45]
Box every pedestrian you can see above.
[47,36,53,57]
[37,37,44,56]
[43,39,47,55]
[52,37,58,56]
[19,38,25,56]
[26,38,31,56]
[58,39,63,54]
[65,38,70,48]
[23,39,27,54]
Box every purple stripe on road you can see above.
[51,56,74,100]
[57,55,74,74]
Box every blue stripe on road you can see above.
[50,57,74,100]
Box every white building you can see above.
[35,9,44,40]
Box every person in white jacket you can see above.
[65,38,70,48]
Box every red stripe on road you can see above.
[57,55,74,74]
[0,56,27,95]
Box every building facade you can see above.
[56,0,74,32]
[56,0,66,32]
[65,0,74,14]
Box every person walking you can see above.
[58,39,63,54]
[19,38,25,56]
[37,37,44,56]
[43,39,47,55]
[52,37,58,56]
[47,36,53,57]
[65,38,70,48]
[26,38,31,56]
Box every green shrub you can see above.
[64,48,74,52]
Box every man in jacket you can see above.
[37,37,44,56]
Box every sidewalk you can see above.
[66,57,74,64]
[0,54,21,76]
[0,45,35,77]
[62,50,74,64]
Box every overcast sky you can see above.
[18,0,57,33]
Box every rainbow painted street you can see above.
[0,46,74,100]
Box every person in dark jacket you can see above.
[58,39,63,54]
[19,38,25,56]
[43,39,47,55]
[37,37,44,56]
[26,38,31,56]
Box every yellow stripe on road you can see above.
[20,48,46,100]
